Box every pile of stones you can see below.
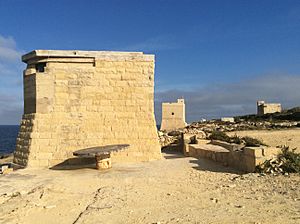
[182,129,206,138]
[158,129,207,148]
[157,131,178,147]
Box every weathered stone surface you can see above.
[211,140,244,151]
[14,50,161,168]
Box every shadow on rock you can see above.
[50,157,96,170]
[189,157,244,174]
[162,148,185,160]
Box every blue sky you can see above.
[1,0,300,124]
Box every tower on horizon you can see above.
[160,99,187,131]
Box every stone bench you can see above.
[73,144,130,170]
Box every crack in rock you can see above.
[72,187,106,224]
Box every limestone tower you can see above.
[160,99,187,131]
[257,100,282,116]
[14,50,161,167]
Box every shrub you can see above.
[278,146,300,173]
[231,135,243,144]
[242,136,267,147]
[209,132,267,147]
[209,131,231,142]
[256,146,300,174]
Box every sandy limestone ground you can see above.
[228,128,300,152]
[0,129,300,224]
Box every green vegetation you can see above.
[208,131,230,142]
[208,131,267,146]
[256,146,300,174]
[279,146,300,173]
[243,136,267,147]
[231,134,243,144]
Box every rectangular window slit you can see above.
[35,62,47,73]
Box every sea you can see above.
[0,125,19,155]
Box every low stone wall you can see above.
[184,143,280,172]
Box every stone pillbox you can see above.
[14,50,162,168]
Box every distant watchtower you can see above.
[160,99,187,131]
[257,100,282,116]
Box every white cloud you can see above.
[0,35,23,61]
[155,74,300,123]
[0,34,24,124]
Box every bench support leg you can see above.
[95,154,112,170]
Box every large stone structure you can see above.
[14,50,161,167]
[257,100,282,116]
[160,99,187,131]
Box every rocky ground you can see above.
[228,129,300,153]
[159,120,300,153]
[186,120,300,133]
[1,129,300,224]
[0,150,299,223]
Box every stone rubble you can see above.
[0,164,13,175]
[185,120,300,133]
[157,131,178,148]
[158,120,300,148]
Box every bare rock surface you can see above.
[0,151,299,224]
[228,129,300,153]
[185,120,300,133]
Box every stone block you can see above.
[262,147,281,157]
[243,147,263,157]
